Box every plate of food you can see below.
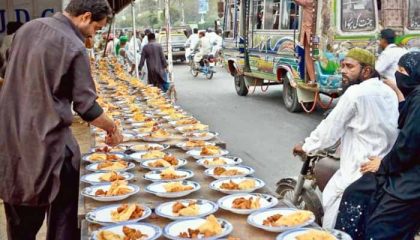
[162,113,192,121]
[81,181,139,202]
[276,228,352,240]
[81,171,134,185]
[145,181,200,198]
[204,165,255,179]
[163,215,233,240]
[132,126,161,134]
[86,203,152,225]
[196,156,243,168]
[209,177,265,194]
[140,129,172,142]
[91,222,162,240]
[82,153,127,163]
[130,120,158,128]
[183,131,219,141]
[128,143,170,152]
[144,167,194,182]
[186,146,228,159]
[168,118,200,127]
[175,140,216,151]
[175,124,209,133]
[140,157,187,170]
[155,199,218,220]
[247,208,315,233]
[86,161,135,172]
[217,193,278,215]
[129,150,169,162]
[90,145,129,154]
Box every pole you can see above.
[181,0,185,25]
[165,0,175,93]
[131,0,139,78]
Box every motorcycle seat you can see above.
[313,156,340,192]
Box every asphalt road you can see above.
[172,63,325,193]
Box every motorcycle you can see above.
[188,52,216,79]
[276,148,340,224]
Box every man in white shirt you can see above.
[193,31,212,67]
[375,29,408,84]
[185,28,199,62]
[293,48,399,229]
[211,29,223,56]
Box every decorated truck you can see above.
[221,0,420,113]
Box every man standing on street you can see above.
[293,48,399,229]
[138,33,168,90]
[0,1,123,239]
[376,29,408,84]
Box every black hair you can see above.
[144,29,152,35]
[6,22,24,35]
[360,63,380,79]
[148,33,156,41]
[65,0,112,22]
[193,28,198,34]
[380,29,396,44]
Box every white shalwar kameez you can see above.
[302,78,399,228]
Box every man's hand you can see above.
[360,156,381,174]
[105,126,123,147]
[293,143,306,157]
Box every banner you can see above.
[198,0,209,14]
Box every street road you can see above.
[173,63,325,193]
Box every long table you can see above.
[76,120,301,239]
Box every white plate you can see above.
[86,204,152,225]
[175,141,216,151]
[81,183,139,202]
[85,162,136,173]
[196,156,243,168]
[163,218,233,240]
[82,153,127,164]
[183,131,219,141]
[140,134,172,142]
[129,143,170,152]
[247,208,316,233]
[89,146,130,153]
[145,181,200,198]
[168,119,200,127]
[204,165,255,179]
[186,149,229,159]
[155,199,219,220]
[162,114,193,122]
[130,121,158,128]
[129,151,169,162]
[81,172,134,185]
[276,228,352,240]
[144,169,194,182]
[209,177,265,194]
[175,125,209,134]
[217,193,279,215]
[91,222,162,240]
[140,158,188,170]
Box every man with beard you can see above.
[0,1,123,239]
[293,48,399,229]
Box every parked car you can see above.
[158,32,188,62]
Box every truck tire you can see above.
[282,76,303,112]
[234,75,248,96]
[276,178,324,225]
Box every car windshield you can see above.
[159,34,187,43]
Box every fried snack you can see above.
[273,210,313,227]
[172,201,200,216]
[131,144,161,151]
[111,204,145,222]
[90,153,121,162]
[203,157,227,166]
[148,159,171,168]
[178,228,200,238]
[97,230,124,240]
[149,128,170,138]
[200,146,221,156]
[185,140,207,148]
[213,167,244,176]
[263,214,283,226]
[95,180,132,197]
[227,237,241,240]
[295,229,335,240]
[198,215,223,237]
[160,167,186,180]
[181,124,208,132]
[133,112,148,122]
[167,112,187,120]
[163,181,194,192]
[220,179,256,190]
[141,121,158,127]
[231,197,261,209]
[99,171,126,182]
[97,160,129,171]
[176,118,198,125]
[122,226,148,240]
[141,150,165,159]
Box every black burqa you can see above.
[335,52,420,240]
